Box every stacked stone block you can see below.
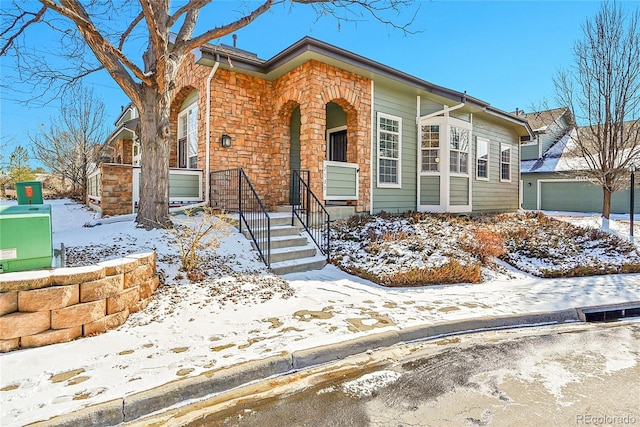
[0,252,158,352]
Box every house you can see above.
[520,108,639,214]
[90,37,531,218]
[88,37,535,272]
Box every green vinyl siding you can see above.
[521,144,539,161]
[372,82,417,213]
[290,107,301,171]
[326,102,347,129]
[540,119,569,154]
[325,164,357,198]
[419,98,446,116]
[289,107,302,205]
[450,176,469,205]
[420,176,440,205]
[169,173,200,198]
[471,117,520,212]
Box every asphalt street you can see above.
[137,320,640,427]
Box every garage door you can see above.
[540,181,602,212]
[540,181,637,214]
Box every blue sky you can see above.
[2,0,638,166]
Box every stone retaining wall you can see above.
[0,252,158,352]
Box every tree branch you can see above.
[168,0,211,28]
[119,11,144,51]
[183,0,273,52]
[0,5,47,56]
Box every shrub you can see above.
[342,259,482,287]
[462,227,505,265]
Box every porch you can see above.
[87,164,203,216]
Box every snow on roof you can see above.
[522,129,590,173]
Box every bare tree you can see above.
[554,1,640,219]
[28,84,107,200]
[1,1,416,228]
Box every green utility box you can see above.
[0,204,52,273]
[16,181,44,205]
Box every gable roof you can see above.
[195,36,532,137]
[517,107,570,133]
[522,120,640,173]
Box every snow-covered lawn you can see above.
[1,199,639,426]
[331,211,640,283]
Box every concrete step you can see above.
[250,234,308,250]
[243,213,293,228]
[242,224,301,240]
[269,244,318,263]
[270,254,327,275]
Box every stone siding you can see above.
[170,56,372,212]
[0,252,158,352]
[100,163,134,216]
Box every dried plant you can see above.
[168,207,233,278]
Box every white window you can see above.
[377,113,402,187]
[476,137,489,180]
[500,143,511,182]
[449,126,469,174]
[178,103,198,169]
[421,124,440,172]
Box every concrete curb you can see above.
[292,331,401,369]
[29,399,124,427]
[397,308,581,343]
[29,308,582,426]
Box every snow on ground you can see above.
[1,199,640,426]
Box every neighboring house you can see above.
[89,36,532,218]
[520,108,639,214]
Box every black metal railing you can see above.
[289,169,309,206]
[210,168,271,267]
[291,170,330,260]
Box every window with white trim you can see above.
[500,143,511,182]
[421,124,440,172]
[178,103,198,169]
[476,137,489,180]
[377,113,402,187]
[449,126,469,174]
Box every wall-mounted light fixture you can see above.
[221,134,232,148]
[528,182,532,187]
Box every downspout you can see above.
[204,54,220,206]
[170,55,219,215]
[370,80,375,214]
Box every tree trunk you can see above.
[136,88,172,229]
[602,186,612,219]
